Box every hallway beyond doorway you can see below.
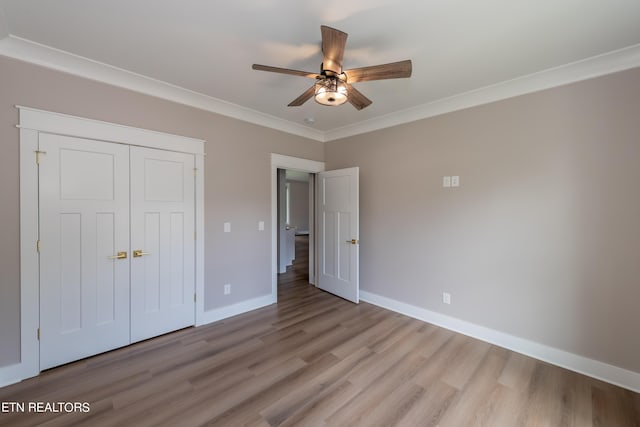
[278,235,310,293]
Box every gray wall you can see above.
[0,55,324,367]
[287,179,309,233]
[325,68,640,374]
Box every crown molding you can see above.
[0,35,325,142]
[1,34,639,144]
[325,43,640,141]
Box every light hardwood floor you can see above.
[0,236,638,426]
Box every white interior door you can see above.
[39,134,130,370]
[317,167,359,303]
[130,147,196,342]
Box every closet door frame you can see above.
[16,106,206,382]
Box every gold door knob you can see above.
[133,250,151,258]
[108,251,127,260]
[345,239,359,245]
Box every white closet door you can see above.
[130,147,196,342]
[39,134,130,370]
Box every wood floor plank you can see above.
[411,333,469,388]
[204,354,339,426]
[143,357,308,427]
[86,381,193,427]
[260,347,373,425]
[516,362,569,426]
[277,380,362,427]
[592,383,640,427]
[563,373,594,427]
[437,348,509,427]
[395,380,459,427]
[328,351,428,425]
[0,236,638,426]
[349,382,425,427]
[330,314,404,359]
[440,338,491,390]
[498,350,537,390]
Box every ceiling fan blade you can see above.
[321,25,348,75]
[344,60,412,82]
[345,83,372,110]
[252,64,320,79]
[288,86,316,107]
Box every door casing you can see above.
[270,154,324,299]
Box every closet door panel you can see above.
[130,147,196,342]
[39,134,130,370]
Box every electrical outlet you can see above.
[443,292,451,305]
[224,284,231,295]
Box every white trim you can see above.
[199,294,275,325]
[0,36,324,142]
[271,154,325,300]
[17,106,205,154]
[0,363,23,388]
[2,36,640,142]
[360,290,640,394]
[18,127,40,380]
[0,127,42,387]
[325,44,640,141]
[194,154,206,326]
[9,107,206,386]
[308,175,315,285]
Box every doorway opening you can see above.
[277,168,314,294]
[270,154,325,301]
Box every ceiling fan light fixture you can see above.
[314,78,348,106]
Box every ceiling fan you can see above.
[252,25,412,110]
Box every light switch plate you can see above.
[443,292,451,304]
[258,221,264,231]
[224,222,231,233]
[443,176,451,187]
[451,176,460,187]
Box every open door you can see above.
[317,167,359,303]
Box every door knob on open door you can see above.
[133,250,151,258]
[108,251,127,260]
[345,239,359,245]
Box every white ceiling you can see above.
[1,0,639,141]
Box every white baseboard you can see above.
[360,290,640,393]
[197,294,276,326]
[0,362,33,388]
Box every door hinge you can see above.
[194,231,197,240]
[35,150,47,164]
[193,168,197,177]
[194,293,196,303]
[37,328,40,340]
[36,240,41,253]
